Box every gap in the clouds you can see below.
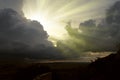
[22,0,115,43]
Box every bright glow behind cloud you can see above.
[22,0,116,40]
[22,0,67,40]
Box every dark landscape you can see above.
[0,59,89,80]
[0,50,120,80]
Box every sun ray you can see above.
[22,0,115,43]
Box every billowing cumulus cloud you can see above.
[60,1,120,54]
[0,8,52,48]
[0,8,63,59]
[0,0,65,59]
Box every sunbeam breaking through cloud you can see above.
[22,0,117,40]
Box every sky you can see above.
[22,0,119,39]
[0,0,119,38]
[0,0,120,60]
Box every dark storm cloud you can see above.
[61,1,120,53]
[0,8,63,59]
[78,1,120,52]
[0,8,52,47]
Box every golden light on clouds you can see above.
[22,0,115,40]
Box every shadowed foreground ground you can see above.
[0,51,120,80]
[0,61,89,80]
